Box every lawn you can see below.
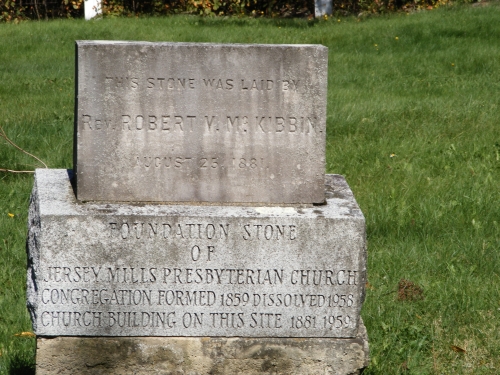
[0,4,499,374]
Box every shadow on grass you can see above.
[8,355,35,375]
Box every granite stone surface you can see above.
[74,41,328,204]
[36,320,369,375]
[27,169,366,338]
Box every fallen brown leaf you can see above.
[401,361,409,371]
[450,345,466,353]
[14,332,36,338]
[397,279,424,301]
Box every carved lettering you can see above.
[242,224,296,240]
[110,222,231,240]
[44,266,357,287]
[145,77,195,90]
[210,312,244,328]
[290,270,358,286]
[83,114,320,134]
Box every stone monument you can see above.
[84,0,101,20]
[27,41,369,374]
[315,0,333,17]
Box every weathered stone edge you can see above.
[26,176,40,332]
[36,318,369,375]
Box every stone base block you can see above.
[28,170,366,339]
[36,319,369,375]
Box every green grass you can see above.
[1,4,499,374]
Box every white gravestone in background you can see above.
[84,0,101,20]
[315,0,333,17]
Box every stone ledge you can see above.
[36,319,369,375]
[28,169,367,338]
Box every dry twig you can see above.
[0,124,47,173]
[0,168,35,173]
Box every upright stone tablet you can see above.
[74,41,327,204]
